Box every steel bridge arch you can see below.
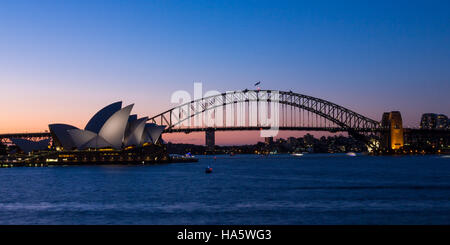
[148,90,381,132]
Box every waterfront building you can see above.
[437,114,449,129]
[13,102,166,154]
[420,113,437,129]
[420,113,448,129]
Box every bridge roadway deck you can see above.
[0,127,377,140]
[0,128,448,140]
[165,126,378,133]
[0,132,51,139]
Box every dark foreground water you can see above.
[1,154,450,224]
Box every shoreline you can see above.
[0,156,198,168]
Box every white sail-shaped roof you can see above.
[124,117,148,146]
[80,135,112,149]
[98,104,134,149]
[141,123,166,144]
[49,124,78,150]
[85,101,122,134]
[50,101,164,150]
[67,129,97,149]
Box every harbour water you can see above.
[0,154,450,224]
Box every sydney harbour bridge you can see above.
[1,89,448,152]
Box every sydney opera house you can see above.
[10,102,176,165]
[48,101,165,151]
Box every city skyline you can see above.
[1,0,449,145]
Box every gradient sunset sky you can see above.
[1,0,449,145]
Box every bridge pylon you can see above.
[205,128,215,151]
[380,111,404,151]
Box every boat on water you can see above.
[205,166,213,173]
[346,152,357,157]
[291,153,304,157]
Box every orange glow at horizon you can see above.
[163,131,348,146]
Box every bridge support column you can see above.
[205,129,215,151]
[381,111,404,151]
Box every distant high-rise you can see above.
[420,113,437,129]
[420,113,448,129]
[436,114,449,129]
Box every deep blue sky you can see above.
[1,0,449,137]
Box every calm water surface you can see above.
[1,154,450,224]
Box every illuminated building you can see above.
[13,102,166,154]
[420,113,437,129]
[381,111,404,150]
[436,114,448,129]
[420,113,448,129]
[5,102,180,166]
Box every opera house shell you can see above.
[47,101,166,151]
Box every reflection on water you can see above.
[0,154,449,224]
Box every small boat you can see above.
[346,152,357,157]
[205,166,213,173]
[291,153,304,157]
